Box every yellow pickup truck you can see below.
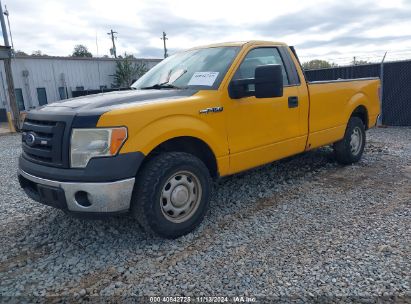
[18,41,380,238]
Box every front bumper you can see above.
[18,169,135,213]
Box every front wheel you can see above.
[333,116,366,165]
[131,152,211,239]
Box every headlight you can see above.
[70,127,127,168]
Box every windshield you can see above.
[131,46,240,90]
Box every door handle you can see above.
[288,96,298,108]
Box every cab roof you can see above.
[187,40,288,50]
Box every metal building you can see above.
[0,56,161,122]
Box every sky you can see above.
[3,0,411,64]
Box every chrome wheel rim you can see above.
[350,127,363,156]
[160,171,202,223]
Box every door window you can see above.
[58,87,67,100]
[37,88,48,106]
[233,48,289,87]
[15,88,25,111]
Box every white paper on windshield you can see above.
[188,72,219,86]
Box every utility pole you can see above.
[353,56,356,65]
[0,1,19,131]
[107,29,117,58]
[3,5,13,51]
[377,51,388,126]
[161,31,168,58]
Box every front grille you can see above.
[22,118,66,166]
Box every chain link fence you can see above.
[304,60,411,126]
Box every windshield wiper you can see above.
[140,83,182,90]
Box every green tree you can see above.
[352,59,370,65]
[302,59,337,70]
[112,53,148,88]
[31,50,48,57]
[72,44,93,57]
[15,50,28,56]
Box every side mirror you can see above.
[255,64,283,98]
[228,64,284,99]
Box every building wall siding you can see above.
[0,57,161,111]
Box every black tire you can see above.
[333,116,366,165]
[131,152,211,239]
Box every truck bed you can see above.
[306,77,380,149]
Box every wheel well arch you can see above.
[351,105,369,129]
[144,136,219,178]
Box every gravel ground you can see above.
[0,128,410,302]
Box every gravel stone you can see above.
[0,128,410,301]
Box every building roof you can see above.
[12,55,162,62]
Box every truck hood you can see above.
[26,88,199,128]
[36,89,198,114]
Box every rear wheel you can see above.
[131,152,211,239]
[333,116,366,165]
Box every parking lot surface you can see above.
[0,128,410,301]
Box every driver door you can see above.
[225,47,306,174]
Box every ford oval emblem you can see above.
[25,133,36,146]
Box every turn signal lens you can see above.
[110,127,128,155]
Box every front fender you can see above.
[120,114,228,158]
